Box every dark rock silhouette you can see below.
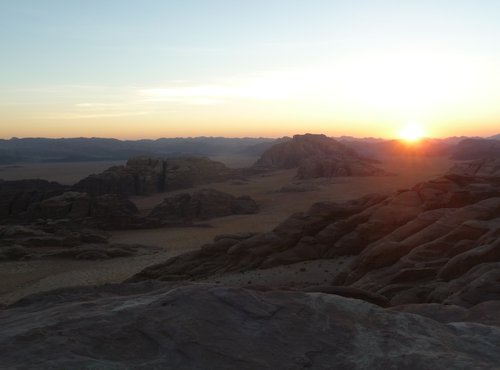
[73,156,235,196]
[0,179,66,220]
[149,188,258,223]
[5,190,150,229]
[253,134,387,178]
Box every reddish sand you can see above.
[0,156,453,304]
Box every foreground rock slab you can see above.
[1,283,500,370]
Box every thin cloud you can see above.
[139,72,305,105]
[35,111,150,120]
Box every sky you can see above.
[1,0,500,139]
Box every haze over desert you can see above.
[1,1,500,369]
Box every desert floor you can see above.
[0,155,452,304]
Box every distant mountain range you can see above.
[0,134,498,165]
[0,137,276,164]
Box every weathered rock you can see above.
[29,191,91,219]
[392,300,500,328]
[439,238,500,280]
[149,188,258,223]
[73,156,236,196]
[252,133,387,178]
[131,174,500,309]
[1,283,500,370]
[0,245,30,261]
[449,158,500,178]
[254,133,358,169]
[451,138,500,160]
[87,194,146,229]
[301,285,390,307]
[0,222,157,261]
[0,179,66,220]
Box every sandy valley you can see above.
[0,155,452,305]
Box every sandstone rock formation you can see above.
[452,138,500,160]
[449,158,500,178]
[0,179,66,220]
[131,173,500,308]
[149,188,258,223]
[73,156,235,196]
[0,221,158,261]
[1,283,500,370]
[4,190,151,229]
[253,134,387,178]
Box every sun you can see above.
[399,122,424,142]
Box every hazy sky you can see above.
[1,0,500,139]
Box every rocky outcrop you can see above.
[449,158,500,178]
[452,138,500,160]
[1,283,500,370]
[131,173,500,309]
[253,134,387,178]
[254,134,358,169]
[85,194,150,229]
[0,179,66,220]
[6,191,151,229]
[0,221,159,261]
[73,156,235,196]
[149,188,258,223]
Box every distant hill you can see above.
[337,138,456,160]
[240,136,291,156]
[253,133,387,178]
[0,137,275,164]
[451,138,500,160]
[489,134,500,140]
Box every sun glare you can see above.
[399,122,424,142]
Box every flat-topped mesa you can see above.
[252,133,387,178]
[73,155,236,196]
